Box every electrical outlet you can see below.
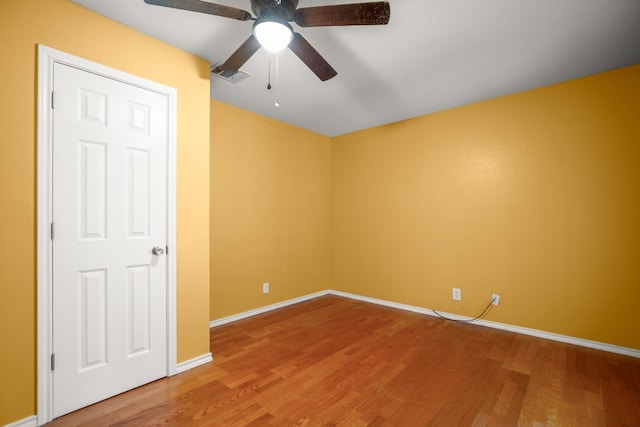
[492,293,500,305]
[452,288,461,301]
[262,282,269,294]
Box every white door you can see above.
[52,62,168,417]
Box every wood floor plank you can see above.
[45,295,640,426]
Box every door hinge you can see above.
[51,91,55,109]
[166,245,169,255]
[50,221,55,240]
[51,353,56,371]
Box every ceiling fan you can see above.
[143,0,391,81]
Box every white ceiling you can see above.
[71,0,640,137]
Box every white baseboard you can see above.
[176,352,213,374]
[330,290,640,359]
[209,289,640,359]
[3,415,37,427]
[209,290,331,328]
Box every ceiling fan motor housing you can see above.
[251,0,299,21]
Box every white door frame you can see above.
[36,45,177,425]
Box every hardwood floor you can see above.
[46,295,640,426]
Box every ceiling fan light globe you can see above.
[253,20,293,52]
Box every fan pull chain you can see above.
[274,52,280,107]
[266,53,280,107]
[267,55,272,90]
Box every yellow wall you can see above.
[332,65,640,349]
[210,101,331,319]
[1,1,636,421]
[0,0,211,424]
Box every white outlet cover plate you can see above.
[492,293,500,305]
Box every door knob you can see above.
[152,246,165,256]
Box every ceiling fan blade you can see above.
[212,35,261,77]
[143,0,252,21]
[288,33,337,81]
[294,1,390,27]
